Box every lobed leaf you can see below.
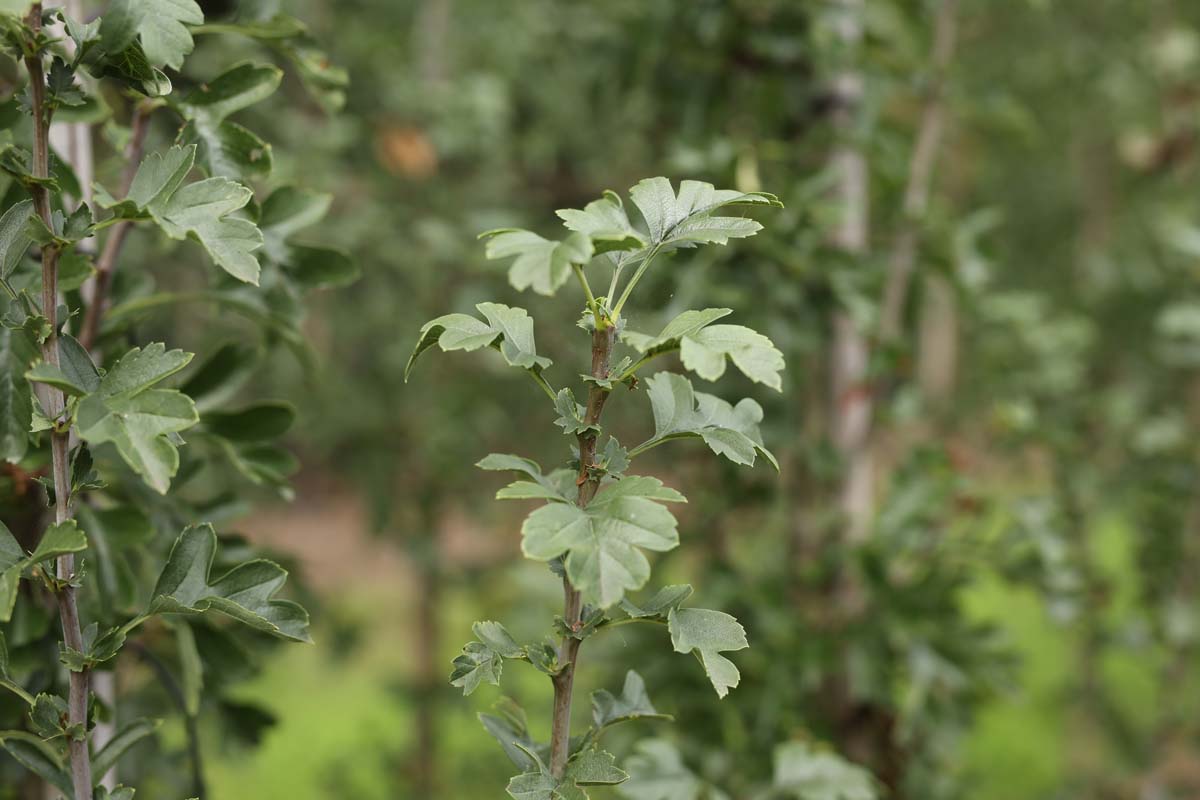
[521,477,685,608]
[100,0,204,70]
[668,607,748,699]
[623,308,784,391]
[148,524,311,642]
[556,191,647,254]
[628,177,781,249]
[641,372,777,469]
[74,343,198,493]
[406,302,552,381]
[482,228,593,296]
[591,670,671,732]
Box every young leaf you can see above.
[0,521,88,622]
[521,476,686,608]
[478,453,574,502]
[628,177,781,249]
[668,607,748,699]
[623,309,784,391]
[148,524,311,642]
[406,302,552,381]
[640,372,777,469]
[26,333,101,397]
[482,229,593,296]
[450,620,530,695]
[556,190,647,254]
[772,741,878,800]
[507,749,629,800]
[74,343,198,493]
[554,388,598,435]
[591,670,671,732]
[100,0,204,70]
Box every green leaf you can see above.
[479,697,543,772]
[75,505,152,616]
[628,177,780,249]
[30,520,88,564]
[200,402,295,441]
[592,670,671,732]
[623,309,784,391]
[772,741,878,800]
[148,524,311,642]
[26,333,100,397]
[101,145,264,284]
[507,749,629,800]
[0,200,32,277]
[100,0,204,70]
[0,520,88,623]
[151,175,262,284]
[482,229,593,296]
[450,641,505,697]
[450,620,525,696]
[0,317,36,462]
[29,693,71,740]
[0,730,72,795]
[176,63,281,179]
[641,372,777,469]
[617,584,693,620]
[554,388,598,436]
[478,453,574,502]
[521,476,685,608]
[617,739,708,800]
[92,718,160,779]
[668,607,748,699]
[75,343,198,493]
[557,190,647,254]
[406,302,552,381]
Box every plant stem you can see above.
[23,7,93,797]
[548,322,616,779]
[79,102,151,352]
[611,244,662,319]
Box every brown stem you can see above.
[23,7,93,797]
[78,104,151,353]
[548,323,616,779]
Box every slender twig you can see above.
[23,7,93,797]
[127,641,206,799]
[878,0,960,342]
[78,103,151,352]
[548,316,616,779]
[611,244,662,319]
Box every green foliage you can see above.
[0,2,348,795]
[412,177,778,793]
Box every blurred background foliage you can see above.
[6,0,1199,797]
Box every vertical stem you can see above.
[827,0,873,548]
[23,7,93,798]
[548,322,615,779]
[78,105,150,353]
